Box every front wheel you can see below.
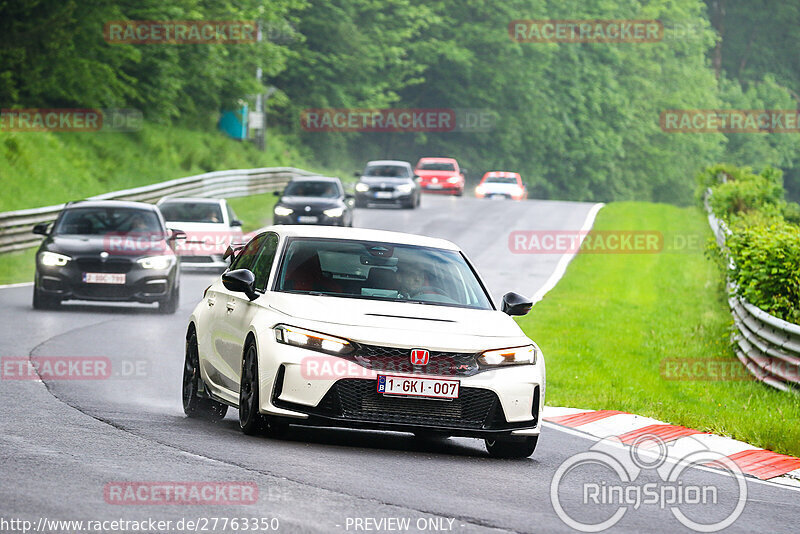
[159,285,179,314]
[32,282,60,310]
[183,330,228,420]
[485,435,538,459]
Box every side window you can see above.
[230,234,265,271]
[226,204,237,225]
[251,233,279,291]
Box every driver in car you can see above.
[396,261,434,299]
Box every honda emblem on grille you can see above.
[410,349,429,366]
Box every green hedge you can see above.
[699,163,800,322]
[727,220,800,323]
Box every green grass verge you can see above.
[226,192,279,233]
[0,122,308,213]
[516,202,800,457]
[0,248,36,286]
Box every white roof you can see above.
[262,225,460,251]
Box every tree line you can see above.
[1,0,798,204]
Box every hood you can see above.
[264,292,530,352]
[45,234,171,258]
[416,169,458,178]
[360,176,412,184]
[279,196,342,209]
[481,183,522,192]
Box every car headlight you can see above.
[396,183,414,193]
[447,176,461,183]
[355,183,370,192]
[136,254,175,270]
[323,207,344,218]
[478,345,538,367]
[39,251,71,267]
[274,206,294,216]
[274,324,355,356]
[475,185,486,194]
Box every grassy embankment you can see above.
[516,202,800,456]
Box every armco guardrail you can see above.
[705,191,800,393]
[0,167,316,254]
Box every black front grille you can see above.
[368,185,396,193]
[351,344,479,377]
[73,284,134,299]
[314,379,502,429]
[76,258,133,273]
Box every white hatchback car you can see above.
[157,197,245,269]
[183,225,545,458]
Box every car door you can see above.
[207,233,267,395]
[221,232,280,389]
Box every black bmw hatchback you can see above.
[272,176,354,227]
[32,200,184,313]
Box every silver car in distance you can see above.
[183,225,545,458]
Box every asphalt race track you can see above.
[1,195,798,533]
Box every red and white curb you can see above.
[543,406,800,489]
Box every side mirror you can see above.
[168,229,187,241]
[222,269,258,301]
[273,190,281,196]
[33,223,50,236]
[230,219,243,227]
[345,193,355,200]
[501,292,533,316]
[354,171,362,177]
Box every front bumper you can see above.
[35,259,176,303]
[273,213,346,226]
[254,343,543,438]
[355,190,414,206]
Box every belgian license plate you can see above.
[83,272,126,284]
[427,183,442,189]
[297,216,318,223]
[375,191,393,199]
[377,374,459,399]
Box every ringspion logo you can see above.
[104,21,256,44]
[509,20,663,43]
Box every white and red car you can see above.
[157,198,245,270]
[182,225,545,458]
[414,157,465,196]
[475,171,528,200]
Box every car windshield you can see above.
[418,162,455,171]
[363,165,409,178]
[485,176,519,184]
[159,202,224,223]
[274,238,492,310]
[284,181,340,198]
[54,207,163,235]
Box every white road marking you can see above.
[530,202,605,305]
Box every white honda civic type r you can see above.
[183,225,545,458]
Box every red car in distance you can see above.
[414,157,465,196]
